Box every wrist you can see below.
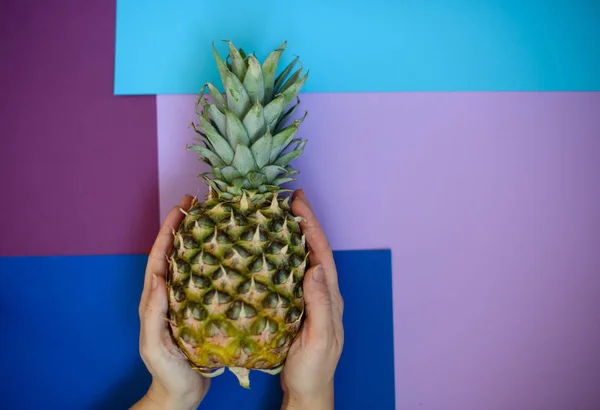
[141,381,202,410]
[282,386,334,410]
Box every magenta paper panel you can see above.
[158,92,600,409]
[0,1,159,256]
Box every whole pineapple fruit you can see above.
[166,41,309,388]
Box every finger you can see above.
[141,194,193,318]
[302,265,334,341]
[292,191,344,319]
[140,273,169,359]
[291,191,331,267]
[147,194,195,275]
[291,191,338,291]
[292,189,313,212]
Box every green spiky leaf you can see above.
[264,95,286,129]
[199,116,234,164]
[195,85,207,118]
[187,145,226,167]
[251,130,273,168]
[212,42,229,91]
[262,41,286,101]
[272,177,294,185]
[190,122,209,143]
[243,102,267,143]
[208,104,226,134]
[232,144,256,175]
[220,166,242,182]
[279,68,302,95]
[247,171,268,187]
[225,70,251,118]
[262,165,286,182]
[281,72,308,106]
[211,179,228,191]
[212,168,223,180]
[206,83,227,111]
[274,56,299,94]
[273,140,306,166]
[193,41,310,195]
[243,55,265,105]
[284,165,300,177]
[274,97,301,133]
[270,122,300,161]
[225,109,250,147]
[232,178,245,191]
[259,184,280,192]
[227,41,247,81]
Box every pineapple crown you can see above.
[188,40,309,201]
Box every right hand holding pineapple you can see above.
[280,189,345,410]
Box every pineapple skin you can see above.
[167,191,307,387]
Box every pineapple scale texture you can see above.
[166,40,310,387]
[167,193,307,372]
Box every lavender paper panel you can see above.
[0,0,159,256]
[157,92,600,409]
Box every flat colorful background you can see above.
[114,0,600,94]
[2,1,600,409]
[0,250,394,410]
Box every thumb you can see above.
[141,274,168,351]
[302,265,333,337]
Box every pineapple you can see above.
[166,40,309,389]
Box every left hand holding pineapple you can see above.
[131,194,211,410]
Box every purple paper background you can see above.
[0,0,159,256]
[158,92,600,409]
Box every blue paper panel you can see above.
[0,249,394,409]
[114,0,600,95]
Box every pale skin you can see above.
[131,189,344,410]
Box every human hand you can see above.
[131,195,210,410]
[280,189,345,410]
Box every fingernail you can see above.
[312,265,325,282]
[293,189,304,200]
[151,274,158,290]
